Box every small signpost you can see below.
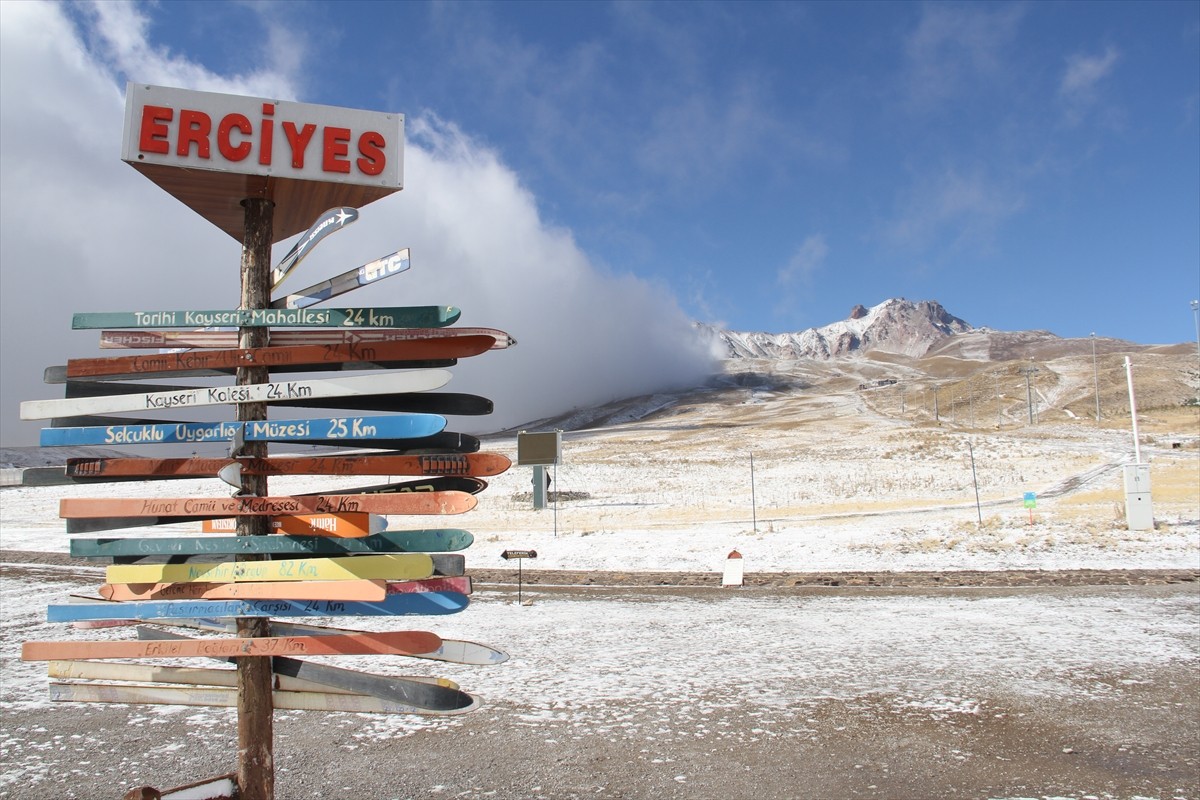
[1023,491,1037,524]
[15,82,523,800]
[518,431,562,520]
[501,549,537,605]
[722,550,745,587]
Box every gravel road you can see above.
[1,554,1196,800]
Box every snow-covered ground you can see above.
[8,368,1195,574]
[1,372,1197,798]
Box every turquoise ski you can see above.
[71,530,476,559]
[71,306,461,330]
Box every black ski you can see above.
[135,627,476,712]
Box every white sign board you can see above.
[122,84,403,188]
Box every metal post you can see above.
[1020,364,1039,425]
[994,372,1001,428]
[968,441,982,526]
[236,198,274,800]
[1091,333,1101,422]
[1125,356,1142,464]
[749,452,757,534]
[1192,300,1199,404]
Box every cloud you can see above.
[777,234,829,288]
[902,3,1025,109]
[770,234,829,325]
[1060,46,1119,97]
[882,165,1025,257]
[77,1,305,99]
[1058,45,1120,127]
[0,3,718,446]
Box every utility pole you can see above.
[1192,300,1199,405]
[749,452,758,535]
[994,371,1002,428]
[1020,364,1039,425]
[1091,333,1101,422]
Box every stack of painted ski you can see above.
[23,206,516,721]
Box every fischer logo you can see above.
[135,101,388,178]
[296,209,353,255]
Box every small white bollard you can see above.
[722,550,744,587]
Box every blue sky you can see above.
[1,1,1198,445]
[124,0,1199,340]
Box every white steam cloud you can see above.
[0,3,719,447]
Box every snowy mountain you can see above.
[709,298,973,360]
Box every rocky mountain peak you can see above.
[714,298,973,360]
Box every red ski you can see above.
[59,491,477,519]
[63,337,493,379]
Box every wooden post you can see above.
[237,197,274,800]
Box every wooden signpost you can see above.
[501,549,538,605]
[18,82,519,799]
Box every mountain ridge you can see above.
[706,297,1161,362]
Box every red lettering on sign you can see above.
[177,109,212,159]
[283,121,316,168]
[138,105,172,154]
[259,103,274,166]
[357,131,386,176]
[217,113,252,161]
[323,126,351,174]
[132,94,393,180]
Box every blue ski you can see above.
[48,591,470,622]
[40,414,446,447]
